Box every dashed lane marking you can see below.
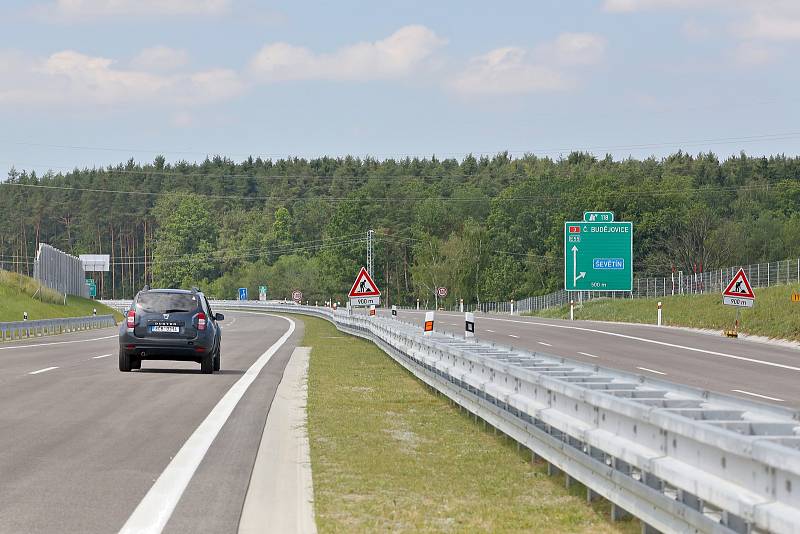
[29,366,58,375]
[731,389,784,402]
[637,366,666,376]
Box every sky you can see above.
[1,0,800,178]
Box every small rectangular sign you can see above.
[723,296,754,308]
[593,258,625,270]
[350,296,380,307]
[583,212,614,222]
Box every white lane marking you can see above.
[29,366,58,375]
[578,352,598,358]
[456,316,800,373]
[486,329,495,333]
[119,314,296,534]
[732,389,784,402]
[538,342,552,347]
[92,354,112,359]
[637,366,666,376]
[509,334,520,339]
[0,335,116,351]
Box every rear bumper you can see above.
[119,330,211,360]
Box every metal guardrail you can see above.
[475,257,800,315]
[0,315,117,342]
[215,301,800,534]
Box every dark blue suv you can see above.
[119,287,223,373]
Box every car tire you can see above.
[213,343,221,372]
[119,348,131,372]
[201,350,214,374]
[132,357,141,370]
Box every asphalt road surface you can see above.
[376,309,800,408]
[0,311,302,534]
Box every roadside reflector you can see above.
[369,305,376,316]
[424,311,434,335]
[465,312,475,339]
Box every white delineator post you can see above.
[510,299,515,315]
[424,311,434,336]
[391,305,397,318]
[657,301,662,326]
[369,305,376,317]
[465,312,475,339]
[459,298,464,313]
[416,299,420,310]
[570,299,574,321]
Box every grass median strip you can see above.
[302,316,638,533]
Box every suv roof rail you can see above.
[191,286,200,293]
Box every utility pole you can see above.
[367,229,374,278]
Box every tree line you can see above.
[1,151,799,305]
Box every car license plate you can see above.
[151,325,180,333]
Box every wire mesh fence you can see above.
[32,243,89,298]
[473,257,800,315]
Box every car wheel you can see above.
[213,344,221,372]
[119,348,131,372]
[201,350,214,374]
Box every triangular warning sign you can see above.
[723,268,755,299]
[348,267,381,298]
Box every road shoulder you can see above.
[238,346,316,534]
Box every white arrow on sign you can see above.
[571,245,586,287]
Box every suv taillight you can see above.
[197,312,207,331]
[126,310,135,328]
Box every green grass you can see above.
[302,316,638,533]
[0,269,122,323]
[530,283,800,341]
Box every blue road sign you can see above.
[238,287,248,300]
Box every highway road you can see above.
[377,309,800,408]
[0,311,301,534]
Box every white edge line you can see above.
[731,389,784,402]
[0,334,117,351]
[578,352,598,358]
[118,314,296,534]
[92,354,113,359]
[451,315,800,373]
[637,366,666,376]
[509,334,519,338]
[29,366,59,375]
[538,342,552,347]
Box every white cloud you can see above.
[450,47,570,96]
[742,10,800,41]
[602,0,723,12]
[540,32,607,65]
[131,46,189,72]
[605,0,800,42]
[39,0,230,19]
[450,33,606,97]
[734,42,779,65]
[0,49,245,110]
[249,25,446,82]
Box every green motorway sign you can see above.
[85,278,97,298]
[564,221,633,291]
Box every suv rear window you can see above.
[135,293,199,313]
